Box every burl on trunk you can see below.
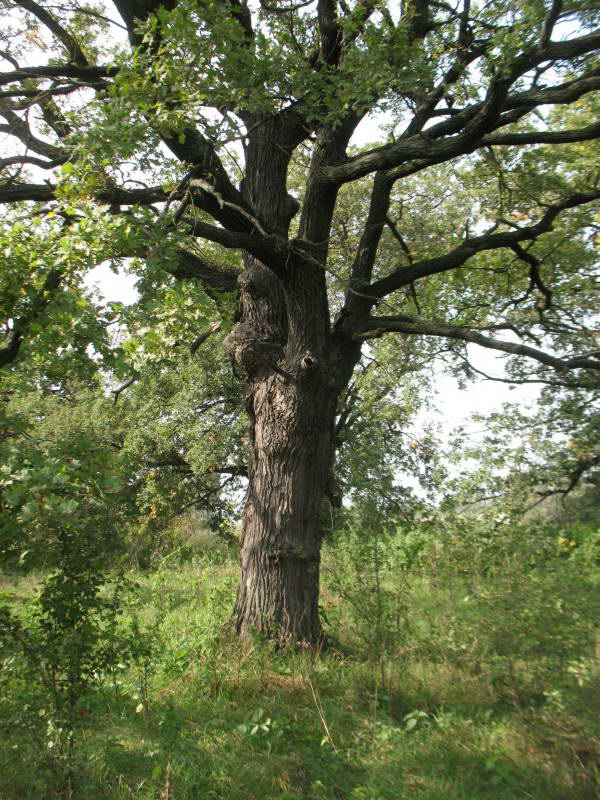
[225,258,342,646]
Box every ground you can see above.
[1,523,599,799]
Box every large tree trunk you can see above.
[233,361,338,645]
[225,256,342,646]
[223,117,357,646]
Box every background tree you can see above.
[1,0,599,644]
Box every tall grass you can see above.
[1,519,599,799]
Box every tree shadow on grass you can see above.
[73,671,599,800]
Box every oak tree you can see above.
[1,0,600,644]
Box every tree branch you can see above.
[168,249,239,292]
[183,218,287,270]
[367,191,600,299]
[353,313,600,372]
[454,351,597,390]
[540,0,562,48]
[15,0,89,66]
[190,320,222,354]
[345,172,394,311]
[0,154,67,169]
[482,120,600,147]
[0,269,62,369]
[0,64,116,87]
[534,453,600,503]
[317,0,343,67]
[320,34,600,185]
[404,0,433,40]
[0,181,171,205]
[111,376,137,404]
[0,106,67,161]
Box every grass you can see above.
[1,529,599,799]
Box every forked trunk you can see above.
[224,118,356,646]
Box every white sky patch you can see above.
[426,349,540,441]
[85,263,139,306]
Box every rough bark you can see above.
[225,250,343,645]
[231,323,338,643]
[223,115,354,645]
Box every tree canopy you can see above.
[1,0,599,378]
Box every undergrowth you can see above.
[1,519,599,799]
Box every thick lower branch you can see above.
[354,314,600,372]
